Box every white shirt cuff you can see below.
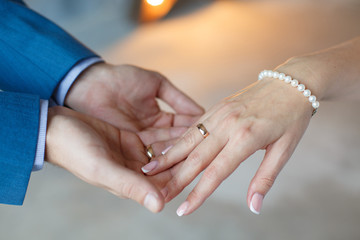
[53,57,103,106]
[33,99,49,171]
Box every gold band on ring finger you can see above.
[196,123,209,138]
[146,145,154,160]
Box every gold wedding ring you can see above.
[196,123,209,138]
[146,145,154,160]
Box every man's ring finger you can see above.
[146,145,155,159]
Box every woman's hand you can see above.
[141,36,360,216]
[141,77,314,216]
[46,106,173,213]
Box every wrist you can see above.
[274,56,329,101]
[258,74,315,118]
[259,69,320,116]
[64,62,111,109]
[45,106,63,164]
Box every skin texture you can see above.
[144,37,360,215]
[45,106,173,213]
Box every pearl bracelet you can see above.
[258,70,319,116]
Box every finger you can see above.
[105,168,165,213]
[138,127,187,145]
[150,160,186,198]
[163,133,226,202]
[176,137,260,216]
[148,139,177,157]
[173,114,202,127]
[150,113,202,128]
[147,162,184,190]
[247,131,300,215]
[157,75,204,115]
[141,123,208,175]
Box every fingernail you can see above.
[161,187,168,198]
[144,193,159,213]
[161,145,173,155]
[141,161,158,173]
[250,193,264,215]
[176,201,189,217]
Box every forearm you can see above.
[276,37,360,101]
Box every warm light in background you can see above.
[147,0,165,7]
[140,0,177,22]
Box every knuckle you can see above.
[221,101,235,113]
[169,177,184,193]
[223,111,240,125]
[236,120,256,140]
[183,130,198,147]
[188,187,202,201]
[150,70,166,82]
[119,183,137,200]
[160,153,169,165]
[259,176,276,190]
[221,104,248,127]
[203,165,221,184]
[187,151,202,167]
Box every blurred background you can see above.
[1,0,360,239]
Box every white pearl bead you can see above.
[268,71,274,78]
[284,76,292,83]
[303,89,311,97]
[291,79,299,87]
[264,70,270,77]
[273,71,280,78]
[309,95,316,103]
[297,84,305,92]
[312,101,320,109]
[279,73,285,80]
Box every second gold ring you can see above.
[146,145,155,160]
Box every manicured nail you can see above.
[141,161,158,173]
[160,187,168,198]
[250,193,264,215]
[161,145,173,155]
[144,193,159,213]
[176,201,189,217]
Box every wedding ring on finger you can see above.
[196,123,209,138]
[145,145,155,160]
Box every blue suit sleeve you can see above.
[0,0,98,99]
[0,91,40,205]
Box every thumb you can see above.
[157,75,205,115]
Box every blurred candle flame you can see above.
[147,0,165,7]
[140,0,177,22]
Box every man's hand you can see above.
[64,63,204,146]
[46,106,173,213]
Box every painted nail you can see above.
[161,145,173,155]
[250,193,264,215]
[141,161,158,173]
[144,193,159,213]
[176,201,189,217]
[160,187,168,199]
